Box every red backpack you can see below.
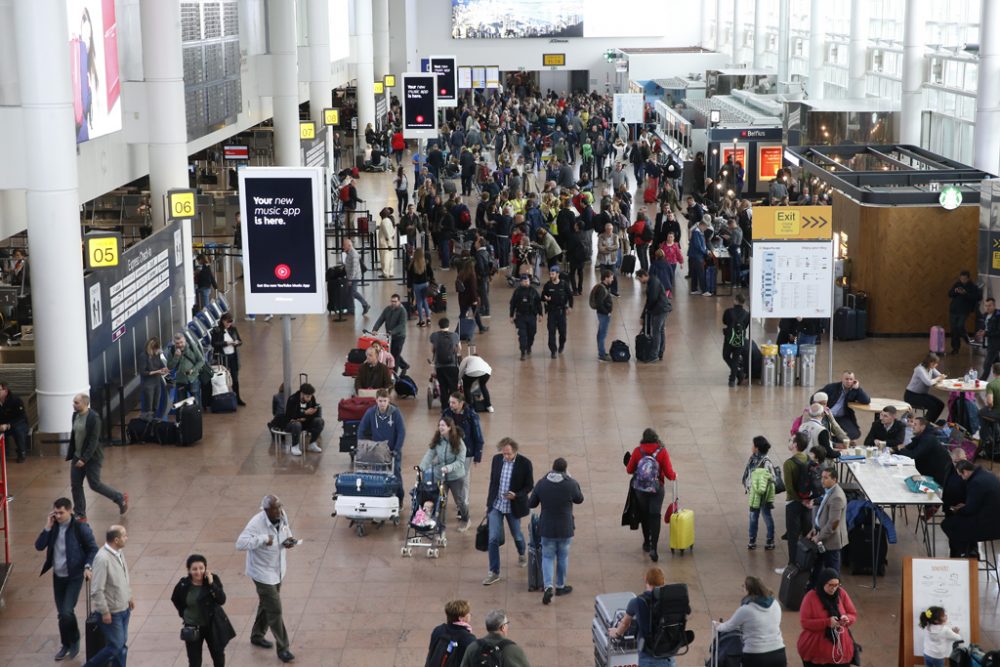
[339,184,351,203]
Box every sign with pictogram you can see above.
[752,206,833,241]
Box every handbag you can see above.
[771,466,786,495]
[663,498,679,524]
[475,516,503,552]
[180,624,201,643]
[848,629,862,665]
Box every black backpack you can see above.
[468,638,512,667]
[433,332,457,367]
[641,584,692,659]
[726,311,750,348]
[425,627,468,667]
[794,457,823,500]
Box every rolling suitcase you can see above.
[844,514,888,576]
[343,361,362,377]
[338,396,376,421]
[527,513,544,591]
[834,294,866,340]
[704,265,717,294]
[778,564,811,611]
[930,325,946,354]
[177,402,203,446]
[667,481,694,555]
[210,392,238,413]
[85,586,106,660]
[635,317,656,363]
[620,253,637,276]
[335,471,399,498]
[340,420,360,453]
[333,495,399,523]
[394,374,418,398]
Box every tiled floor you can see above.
[2,165,1000,666]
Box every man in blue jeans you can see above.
[85,525,133,667]
[592,270,614,361]
[35,497,99,661]
[528,457,584,605]
[482,437,534,586]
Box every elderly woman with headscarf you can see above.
[797,568,858,666]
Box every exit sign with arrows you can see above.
[753,206,833,241]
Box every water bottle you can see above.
[965,369,973,384]
[972,369,979,383]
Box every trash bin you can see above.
[799,344,817,387]
[761,344,778,386]
[779,344,797,387]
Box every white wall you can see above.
[625,51,730,82]
[411,0,704,92]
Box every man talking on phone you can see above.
[236,495,298,663]
[817,370,870,440]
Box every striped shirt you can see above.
[493,457,515,513]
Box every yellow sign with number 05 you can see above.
[87,236,119,268]
[168,191,196,220]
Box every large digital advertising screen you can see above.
[451,0,673,39]
[401,73,439,139]
[238,168,326,315]
[68,0,122,143]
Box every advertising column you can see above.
[401,73,439,139]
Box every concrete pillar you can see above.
[806,0,825,99]
[14,0,90,431]
[373,0,390,79]
[732,0,743,66]
[404,0,419,71]
[777,0,790,89]
[753,0,765,68]
[354,0,376,137]
[716,0,726,53]
[140,0,189,228]
[307,0,331,128]
[848,0,869,98]
[268,0,300,168]
[974,0,1000,175]
[900,0,925,145]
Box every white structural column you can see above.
[354,0,376,135]
[268,0,300,168]
[13,0,90,431]
[732,0,743,65]
[900,0,926,145]
[974,0,1000,175]
[702,2,714,50]
[848,0,870,98]
[404,0,419,71]
[806,0,825,99]
[716,0,726,53]
[140,0,189,228]
[307,0,332,128]
[777,0,790,89]
[753,0,765,68]
[373,0,390,79]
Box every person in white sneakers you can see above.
[459,353,494,413]
[274,382,325,455]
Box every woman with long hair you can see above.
[394,166,408,213]
[419,417,470,533]
[624,428,677,562]
[407,248,434,327]
[904,352,948,423]
[715,576,787,666]
[139,337,169,419]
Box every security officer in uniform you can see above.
[509,273,543,360]
[541,266,574,358]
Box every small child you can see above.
[742,436,777,551]
[919,606,963,667]
[412,500,437,529]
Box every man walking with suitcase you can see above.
[68,394,128,521]
[35,498,98,661]
[636,270,670,362]
[528,458,584,605]
[236,495,298,664]
[85,525,133,667]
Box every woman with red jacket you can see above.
[390,128,406,167]
[797,568,858,666]
[624,428,677,562]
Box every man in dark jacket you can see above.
[982,298,1000,378]
[863,406,905,449]
[277,383,324,456]
[528,458,584,605]
[948,271,981,354]
[483,438,534,586]
[509,273,543,360]
[636,270,670,363]
[35,497,98,660]
[892,416,952,486]
[67,394,127,520]
[541,266,573,358]
[653,202,681,248]
[426,599,477,666]
[818,371,871,439]
[592,269,614,361]
[0,382,30,462]
[722,293,751,385]
[459,609,531,667]
[943,460,1000,557]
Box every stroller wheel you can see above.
[437,536,448,547]
[356,524,366,537]
[400,547,412,557]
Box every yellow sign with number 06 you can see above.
[168,191,196,220]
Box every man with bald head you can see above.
[67,393,127,521]
[236,495,298,663]
[85,525,132,667]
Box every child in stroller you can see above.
[401,466,448,558]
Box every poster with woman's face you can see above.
[67,0,122,143]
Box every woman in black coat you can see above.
[170,554,236,667]
[210,313,244,406]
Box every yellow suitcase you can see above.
[668,482,694,555]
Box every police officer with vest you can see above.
[509,273,543,361]
[541,266,574,359]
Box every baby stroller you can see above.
[401,467,448,558]
[333,440,401,537]
[426,372,442,409]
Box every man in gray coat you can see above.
[67,394,127,521]
[528,458,584,605]
[807,467,848,586]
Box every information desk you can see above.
[842,457,942,588]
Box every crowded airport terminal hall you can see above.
[3,0,1000,665]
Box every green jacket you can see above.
[748,467,776,510]
[168,345,204,385]
[419,438,467,482]
[459,633,531,667]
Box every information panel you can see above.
[472,67,486,89]
[613,93,644,123]
[457,66,472,89]
[750,241,833,318]
[485,66,500,89]
[401,73,439,139]
[238,167,325,315]
[429,55,457,107]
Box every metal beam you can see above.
[866,147,915,171]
